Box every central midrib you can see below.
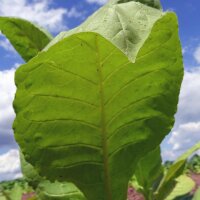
[95,35,112,200]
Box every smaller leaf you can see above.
[37,181,86,200]
[131,146,163,198]
[0,17,52,62]
[4,183,27,200]
[20,152,42,189]
[165,175,195,200]
[155,142,200,200]
[21,152,86,200]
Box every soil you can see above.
[127,187,145,200]
[189,173,200,194]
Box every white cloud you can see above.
[0,38,16,53]
[0,149,22,181]
[182,47,187,55]
[0,1,86,53]
[0,67,18,149]
[0,0,84,33]
[162,67,200,160]
[176,67,200,125]
[66,7,85,19]
[86,0,108,5]
[169,122,200,151]
[194,46,200,64]
[162,150,177,161]
[0,66,22,181]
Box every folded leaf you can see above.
[165,175,195,200]
[110,0,162,9]
[155,142,200,200]
[0,17,52,62]
[14,11,183,200]
[45,0,163,62]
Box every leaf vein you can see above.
[32,93,98,108]
[23,117,100,130]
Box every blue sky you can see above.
[1,0,200,70]
[0,0,200,181]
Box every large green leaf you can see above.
[0,17,52,62]
[14,12,183,200]
[155,142,200,200]
[45,0,163,62]
[131,146,163,198]
[165,175,195,200]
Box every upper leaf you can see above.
[110,0,162,9]
[0,17,52,62]
[45,0,163,62]
[14,13,183,200]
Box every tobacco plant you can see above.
[130,142,200,200]
[0,0,185,200]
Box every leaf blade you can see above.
[0,17,52,62]
[165,175,195,200]
[14,13,183,200]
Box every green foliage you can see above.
[0,179,27,191]
[187,154,200,173]
[0,17,52,62]
[130,147,163,199]
[165,175,195,200]
[21,151,86,200]
[164,161,174,171]
[155,142,200,200]
[0,0,182,200]
[0,180,31,200]
[131,142,200,200]
[13,11,183,200]
[3,183,26,200]
[20,152,42,189]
